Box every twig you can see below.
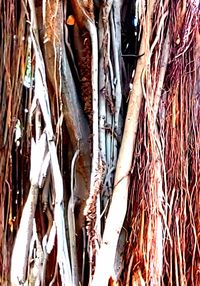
[68,149,80,286]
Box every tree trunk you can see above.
[0,0,200,285]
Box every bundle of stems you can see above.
[0,0,199,285]
[121,1,200,285]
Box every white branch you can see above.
[11,134,48,286]
[92,1,156,284]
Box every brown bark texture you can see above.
[0,0,199,285]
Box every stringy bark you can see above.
[1,1,200,285]
[121,1,200,285]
